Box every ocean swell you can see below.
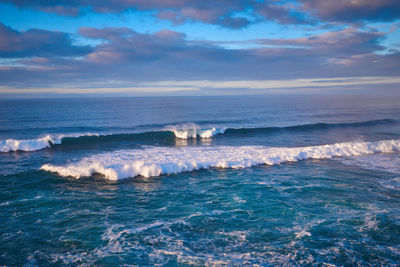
[2,119,396,153]
[224,119,397,135]
[41,139,400,181]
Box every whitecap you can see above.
[41,139,400,181]
[0,133,99,152]
[165,123,225,139]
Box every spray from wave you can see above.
[0,133,99,153]
[164,123,225,139]
[41,139,400,181]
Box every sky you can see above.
[0,0,399,97]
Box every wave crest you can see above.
[41,139,400,181]
[164,123,225,139]
[2,119,396,152]
[0,133,99,152]
[0,135,58,153]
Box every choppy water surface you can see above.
[1,95,399,265]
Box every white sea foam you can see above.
[165,123,225,139]
[0,133,99,152]
[380,177,400,190]
[40,139,400,181]
[339,153,400,174]
[0,135,58,152]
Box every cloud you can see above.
[3,0,400,27]
[157,8,252,29]
[78,27,192,64]
[1,76,399,95]
[301,0,400,22]
[256,27,385,56]
[1,0,253,28]
[254,2,313,25]
[79,27,135,41]
[0,25,399,93]
[0,23,92,58]
[139,76,400,90]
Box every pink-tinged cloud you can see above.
[301,0,400,22]
[2,0,400,27]
[0,25,399,91]
[1,0,252,28]
[255,2,312,24]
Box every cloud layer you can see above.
[0,21,399,93]
[0,1,399,95]
[3,0,400,27]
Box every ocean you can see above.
[1,95,399,265]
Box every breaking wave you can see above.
[1,119,396,153]
[164,123,226,139]
[0,133,99,153]
[41,139,400,181]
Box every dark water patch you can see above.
[224,118,397,136]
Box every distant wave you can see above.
[41,139,400,181]
[223,118,397,135]
[1,119,396,153]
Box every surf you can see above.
[41,139,400,181]
[1,119,396,153]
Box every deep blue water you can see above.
[1,95,400,265]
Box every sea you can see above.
[0,95,399,266]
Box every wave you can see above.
[164,123,226,139]
[224,118,396,135]
[41,139,400,181]
[1,119,396,153]
[0,128,221,153]
[0,135,56,153]
[0,133,99,153]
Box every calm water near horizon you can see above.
[1,95,400,265]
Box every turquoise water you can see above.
[1,95,400,265]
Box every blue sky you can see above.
[0,0,399,96]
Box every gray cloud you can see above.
[256,27,385,55]
[0,23,92,58]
